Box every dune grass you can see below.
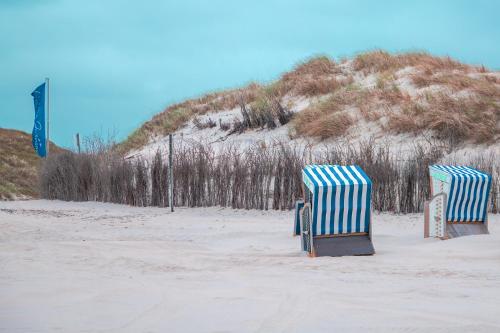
[291,88,364,139]
[0,128,65,200]
[115,83,262,154]
[353,50,470,74]
[291,82,410,139]
[276,56,347,97]
[387,93,498,145]
[117,50,499,154]
[116,56,351,154]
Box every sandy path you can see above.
[1,200,499,332]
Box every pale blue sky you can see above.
[1,0,499,147]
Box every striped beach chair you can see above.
[299,164,375,257]
[425,165,492,239]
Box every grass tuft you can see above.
[353,50,471,74]
[292,89,362,139]
[0,128,65,199]
[387,93,498,145]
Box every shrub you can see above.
[39,140,499,214]
[219,120,231,131]
[193,117,217,130]
[230,90,293,133]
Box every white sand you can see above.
[1,200,500,332]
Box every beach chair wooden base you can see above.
[425,218,489,240]
[446,222,488,239]
[424,192,489,239]
[310,234,375,257]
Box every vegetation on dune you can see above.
[292,82,411,140]
[276,56,348,97]
[291,51,499,145]
[116,50,499,155]
[230,88,294,133]
[115,55,350,154]
[6,51,499,204]
[352,50,471,74]
[292,89,360,139]
[115,83,262,154]
[0,128,64,200]
[387,93,498,145]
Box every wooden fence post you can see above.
[169,134,174,212]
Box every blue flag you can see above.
[31,83,46,157]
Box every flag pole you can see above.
[45,77,50,157]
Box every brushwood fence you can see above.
[39,141,500,213]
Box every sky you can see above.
[0,0,499,148]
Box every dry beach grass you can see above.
[117,50,500,155]
[0,128,64,200]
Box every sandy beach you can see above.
[1,200,499,332]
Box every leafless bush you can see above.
[151,150,167,207]
[193,117,216,130]
[230,95,293,134]
[219,119,231,131]
[39,152,77,200]
[133,159,149,207]
[40,139,498,214]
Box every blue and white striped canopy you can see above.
[431,165,492,222]
[302,165,372,236]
